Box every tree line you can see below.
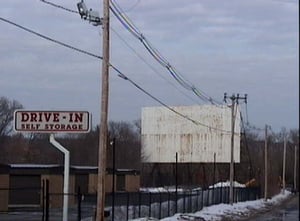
[0,96,298,195]
[0,96,141,169]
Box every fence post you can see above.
[189,189,192,213]
[126,192,129,221]
[207,188,210,206]
[213,152,216,205]
[247,187,250,201]
[167,190,170,217]
[218,187,220,204]
[183,191,186,213]
[233,187,236,203]
[148,192,152,217]
[233,186,236,203]
[220,185,222,203]
[196,189,199,211]
[138,191,141,218]
[200,189,203,209]
[45,179,49,221]
[227,187,230,204]
[206,189,208,207]
[159,191,162,219]
[175,152,178,214]
[241,187,244,201]
[42,180,45,221]
[77,186,81,221]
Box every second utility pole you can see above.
[96,0,110,220]
[229,94,236,205]
[264,125,268,200]
[224,93,247,205]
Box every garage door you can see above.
[9,175,41,206]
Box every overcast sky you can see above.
[0,0,298,132]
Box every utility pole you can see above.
[229,98,235,205]
[76,1,109,220]
[96,0,110,220]
[282,135,287,194]
[264,125,268,200]
[224,93,247,205]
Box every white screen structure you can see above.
[141,105,240,163]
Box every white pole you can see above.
[50,134,70,221]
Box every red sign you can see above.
[14,110,90,133]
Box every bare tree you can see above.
[108,121,141,169]
[0,96,23,140]
[133,119,141,136]
[289,128,299,145]
[108,121,140,142]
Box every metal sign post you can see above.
[50,134,70,221]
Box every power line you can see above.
[111,27,201,105]
[110,64,234,134]
[38,0,264,140]
[40,0,79,14]
[245,100,249,125]
[40,0,101,23]
[40,0,202,103]
[0,16,235,135]
[39,0,222,105]
[110,0,222,105]
[0,17,102,60]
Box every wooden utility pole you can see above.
[282,135,286,194]
[96,0,110,220]
[264,125,268,200]
[294,145,297,192]
[224,93,247,205]
[229,96,235,205]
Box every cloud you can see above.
[0,0,298,131]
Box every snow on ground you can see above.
[139,180,245,193]
[140,186,201,193]
[209,181,245,189]
[131,190,292,221]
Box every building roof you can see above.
[0,164,139,175]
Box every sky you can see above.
[0,0,299,132]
